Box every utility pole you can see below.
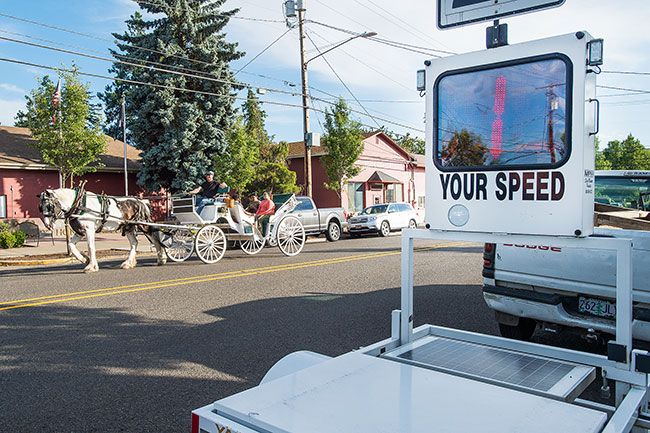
[121,96,129,196]
[297,3,312,197]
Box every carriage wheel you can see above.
[194,225,227,264]
[165,229,194,262]
[276,216,305,257]
[240,229,265,255]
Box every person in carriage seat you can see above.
[255,192,275,237]
[189,170,229,215]
[245,194,260,215]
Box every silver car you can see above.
[348,202,418,237]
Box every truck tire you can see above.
[379,221,390,237]
[498,318,536,341]
[325,220,341,242]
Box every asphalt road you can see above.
[0,234,604,432]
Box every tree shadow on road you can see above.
[0,282,494,432]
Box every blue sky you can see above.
[0,0,649,147]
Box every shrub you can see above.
[0,225,26,249]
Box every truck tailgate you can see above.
[494,228,650,297]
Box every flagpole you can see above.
[121,95,128,196]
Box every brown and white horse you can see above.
[38,188,167,272]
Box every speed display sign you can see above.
[424,32,599,237]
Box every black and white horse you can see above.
[38,188,167,272]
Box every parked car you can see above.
[286,195,347,242]
[482,170,650,342]
[347,202,418,237]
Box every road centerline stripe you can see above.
[0,242,469,311]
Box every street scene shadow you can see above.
[0,282,491,432]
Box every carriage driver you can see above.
[189,170,229,215]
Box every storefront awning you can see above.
[367,170,401,183]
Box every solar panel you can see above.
[384,336,595,401]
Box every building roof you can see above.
[367,170,401,183]
[0,126,140,172]
[287,131,420,163]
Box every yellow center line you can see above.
[0,242,469,311]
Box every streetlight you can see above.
[295,3,376,197]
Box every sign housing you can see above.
[425,32,598,237]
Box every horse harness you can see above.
[42,186,115,235]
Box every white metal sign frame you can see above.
[437,0,566,29]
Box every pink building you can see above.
[287,131,425,214]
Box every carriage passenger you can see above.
[255,192,275,236]
[245,194,260,214]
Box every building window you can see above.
[0,195,6,218]
[386,183,403,203]
[370,183,383,191]
[347,182,364,213]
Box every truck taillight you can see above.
[483,243,496,278]
[191,413,199,433]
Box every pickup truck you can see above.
[290,196,347,242]
[482,171,650,342]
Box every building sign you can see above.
[425,32,598,236]
[437,0,566,29]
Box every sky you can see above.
[0,0,649,147]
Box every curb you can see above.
[0,257,76,267]
[0,249,156,267]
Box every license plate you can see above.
[578,296,616,319]
[353,225,362,229]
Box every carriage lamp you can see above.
[416,69,426,91]
[587,39,604,66]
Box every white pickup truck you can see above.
[483,171,650,342]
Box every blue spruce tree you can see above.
[99,1,243,192]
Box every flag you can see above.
[52,79,61,106]
[51,79,61,125]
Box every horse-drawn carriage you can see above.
[162,193,306,264]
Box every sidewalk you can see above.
[0,232,155,265]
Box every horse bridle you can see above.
[39,189,84,223]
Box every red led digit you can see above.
[491,75,507,160]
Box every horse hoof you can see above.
[84,266,99,273]
[120,261,136,269]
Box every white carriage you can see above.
[162,193,306,264]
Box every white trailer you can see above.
[191,17,649,433]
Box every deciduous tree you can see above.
[17,69,107,187]
[322,99,364,196]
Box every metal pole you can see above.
[298,7,312,197]
[122,96,129,196]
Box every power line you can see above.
[0,31,422,130]
[601,70,650,76]
[307,28,412,91]
[305,31,380,129]
[0,11,276,76]
[306,19,451,57]
[364,0,453,52]
[597,85,650,95]
[350,0,452,54]
[234,27,294,75]
[2,55,424,134]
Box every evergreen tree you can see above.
[19,69,107,187]
[322,99,364,196]
[99,2,243,193]
[380,128,425,155]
